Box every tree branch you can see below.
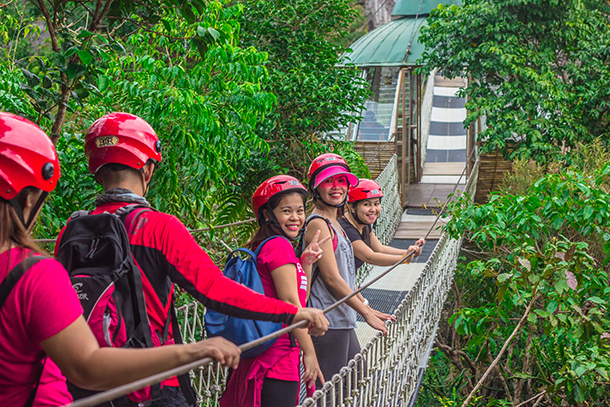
[460,292,539,407]
[514,391,546,407]
[106,16,190,41]
[31,0,59,52]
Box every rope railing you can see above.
[299,158,479,407]
[357,154,402,285]
[64,153,479,407]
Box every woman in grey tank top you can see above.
[303,153,395,390]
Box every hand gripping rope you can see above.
[65,147,477,407]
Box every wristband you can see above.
[362,298,369,307]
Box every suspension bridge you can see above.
[64,0,513,405]
[168,71,484,407]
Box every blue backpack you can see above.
[204,236,285,358]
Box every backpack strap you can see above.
[301,215,334,287]
[0,255,46,310]
[116,204,155,234]
[115,204,165,403]
[0,255,47,407]
[253,235,287,257]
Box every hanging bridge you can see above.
[66,52,495,407]
[174,154,479,407]
[165,69,486,407]
[64,0,517,404]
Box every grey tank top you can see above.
[307,215,358,329]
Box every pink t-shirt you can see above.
[0,247,83,406]
[257,237,308,381]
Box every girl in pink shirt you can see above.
[221,175,330,407]
[0,112,241,407]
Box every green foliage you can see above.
[1,0,370,253]
[436,163,610,404]
[418,0,610,164]
[240,0,370,179]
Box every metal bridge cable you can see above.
[424,144,477,238]
[365,137,394,166]
[405,0,424,57]
[65,148,477,407]
[33,218,258,244]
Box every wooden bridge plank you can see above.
[394,220,446,239]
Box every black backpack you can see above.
[55,204,166,405]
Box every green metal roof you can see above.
[340,17,427,67]
[392,0,461,17]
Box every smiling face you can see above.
[268,192,306,239]
[316,174,348,206]
[353,198,381,225]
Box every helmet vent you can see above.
[42,162,55,180]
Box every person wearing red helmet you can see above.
[339,179,424,270]
[55,112,329,406]
[222,175,329,407]
[0,112,242,407]
[302,153,395,392]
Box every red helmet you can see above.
[84,112,162,175]
[348,179,383,203]
[307,153,358,189]
[252,175,308,222]
[0,112,60,200]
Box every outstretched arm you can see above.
[306,219,389,334]
[42,316,241,391]
[271,263,324,389]
[147,214,327,334]
[369,232,424,260]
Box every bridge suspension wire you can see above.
[65,148,477,407]
[33,218,257,244]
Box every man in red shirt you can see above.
[56,112,328,407]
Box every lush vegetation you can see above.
[418,1,610,404]
[419,146,610,406]
[0,0,369,259]
[418,0,610,164]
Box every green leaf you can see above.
[65,64,86,80]
[78,50,93,65]
[97,75,111,92]
[208,28,220,41]
[20,68,40,87]
[583,206,594,220]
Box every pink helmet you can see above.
[348,179,383,203]
[307,153,358,189]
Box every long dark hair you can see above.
[0,187,48,262]
[245,191,306,251]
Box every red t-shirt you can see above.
[0,247,83,406]
[256,237,308,381]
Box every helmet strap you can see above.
[9,191,48,231]
[139,163,156,197]
[312,189,347,209]
[349,205,367,226]
[263,207,301,242]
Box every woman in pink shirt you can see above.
[221,175,330,407]
[0,112,241,407]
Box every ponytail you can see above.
[0,187,48,261]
